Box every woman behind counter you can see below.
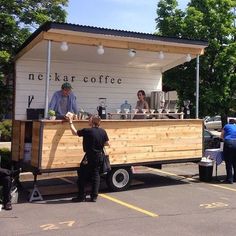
[133,90,149,119]
[221,118,236,184]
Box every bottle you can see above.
[120,100,132,119]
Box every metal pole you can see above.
[196,55,200,119]
[44,40,51,118]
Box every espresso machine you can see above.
[97,97,107,119]
[150,91,165,113]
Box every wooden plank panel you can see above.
[106,143,202,154]
[109,150,202,164]
[106,138,202,147]
[31,122,41,167]
[19,122,26,160]
[12,121,25,161]
[152,144,202,152]
[40,154,83,169]
[40,163,81,169]
[41,146,152,157]
[43,32,204,55]
[41,156,83,165]
[108,134,202,142]
[42,143,83,151]
[41,150,84,158]
[106,127,202,136]
[41,163,80,169]
[11,120,21,161]
[34,119,203,170]
[42,137,82,145]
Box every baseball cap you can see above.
[61,82,72,89]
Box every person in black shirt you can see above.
[68,114,109,202]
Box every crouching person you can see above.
[0,167,13,210]
[0,167,21,210]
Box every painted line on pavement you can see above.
[208,184,236,192]
[99,194,159,218]
[148,168,195,181]
[148,168,180,177]
[148,168,236,192]
[60,177,158,217]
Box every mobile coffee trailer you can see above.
[12,22,207,193]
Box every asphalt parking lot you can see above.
[1,162,236,236]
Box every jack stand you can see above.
[29,173,43,202]
[29,184,43,202]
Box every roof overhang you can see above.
[15,22,208,72]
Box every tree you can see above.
[156,0,185,37]
[0,0,68,119]
[0,79,11,120]
[156,0,236,124]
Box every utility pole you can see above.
[234,7,236,41]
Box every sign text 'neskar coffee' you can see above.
[28,73,122,85]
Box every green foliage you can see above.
[0,0,68,118]
[156,0,236,120]
[0,120,12,142]
[48,109,56,116]
[0,78,12,120]
[0,147,11,169]
[156,0,185,37]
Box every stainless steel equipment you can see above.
[97,97,107,119]
[150,91,165,110]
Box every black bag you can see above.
[100,154,111,175]
[80,154,88,166]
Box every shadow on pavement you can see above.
[15,172,193,205]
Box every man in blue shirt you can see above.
[221,118,236,184]
[49,82,78,119]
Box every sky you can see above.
[66,0,188,34]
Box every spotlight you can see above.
[158,51,164,60]
[186,54,191,62]
[97,45,104,55]
[128,49,136,57]
[60,41,68,52]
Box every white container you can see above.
[24,143,32,162]
[220,142,224,151]
[11,186,18,204]
[199,157,213,167]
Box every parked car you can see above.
[204,115,222,130]
[204,129,221,150]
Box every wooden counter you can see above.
[12,119,203,172]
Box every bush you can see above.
[0,119,12,141]
[0,147,11,169]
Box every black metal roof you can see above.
[16,21,208,54]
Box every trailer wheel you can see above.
[106,167,133,192]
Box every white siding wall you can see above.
[15,59,162,119]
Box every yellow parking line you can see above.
[148,168,195,181]
[148,168,236,192]
[209,184,236,192]
[149,168,180,177]
[99,194,159,217]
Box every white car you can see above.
[204,116,222,130]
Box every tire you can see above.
[106,167,133,192]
